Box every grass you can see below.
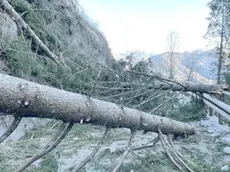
[0,117,226,172]
[119,151,222,172]
[189,153,221,172]
[120,152,175,172]
[27,155,58,172]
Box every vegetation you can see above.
[0,0,226,172]
[205,0,230,84]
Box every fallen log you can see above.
[127,70,227,93]
[203,93,230,121]
[0,73,195,135]
[120,82,225,94]
[150,82,225,93]
[203,99,230,121]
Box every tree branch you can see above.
[158,129,182,171]
[15,122,73,172]
[158,128,194,172]
[0,114,21,143]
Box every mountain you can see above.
[181,50,216,80]
[148,50,217,83]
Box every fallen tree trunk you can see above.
[127,70,227,93]
[120,82,225,94]
[203,93,230,120]
[203,99,230,121]
[222,91,230,96]
[150,82,225,93]
[0,73,195,135]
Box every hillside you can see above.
[0,0,113,76]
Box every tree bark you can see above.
[217,0,225,84]
[0,73,194,135]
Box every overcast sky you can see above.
[79,0,210,55]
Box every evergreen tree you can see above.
[205,0,230,84]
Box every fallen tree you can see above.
[126,70,227,93]
[203,93,230,121]
[0,73,194,135]
[150,82,225,93]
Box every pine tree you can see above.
[205,0,230,84]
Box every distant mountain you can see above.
[181,50,216,80]
[149,50,217,83]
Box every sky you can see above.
[79,0,210,55]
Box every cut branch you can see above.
[0,115,21,143]
[0,0,60,64]
[0,73,195,135]
[158,129,182,171]
[158,129,194,172]
[167,135,196,169]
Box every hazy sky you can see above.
[79,0,210,55]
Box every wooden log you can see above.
[0,73,195,135]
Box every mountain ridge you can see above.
[148,49,216,83]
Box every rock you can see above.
[222,136,230,145]
[207,128,215,134]
[200,116,230,135]
[224,156,230,162]
[221,165,229,171]
[224,147,230,155]
[104,147,116,153]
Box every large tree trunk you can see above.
[0,73,195,135]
